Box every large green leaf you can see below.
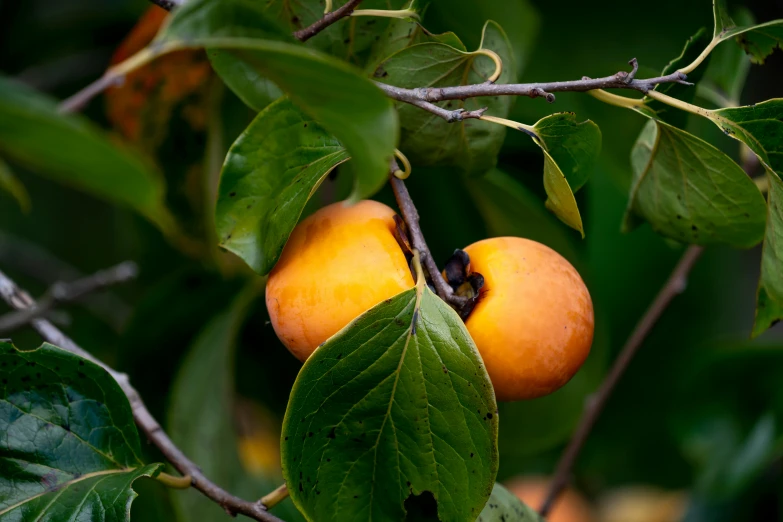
[705,101,783,336]
[0,77,172,231]
[624,119,766,247]
[208,51,283,112]
[710,100,783,176]
[155,0,398,201]
[0,157,30,213]
[161,0,291,113]
[376,20,515,175]
[281,279,498,522]
[711,0,783,64]
[0,341,163,521]
[168,287,303,521]
[215,98,349,275]
[476,484,543,522]
[753,172,783,337]
[364,19,466,73]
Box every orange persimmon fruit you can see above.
[267,206,593,401]
[460,237,594,400]
[265,200,414,362]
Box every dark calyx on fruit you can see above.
[443,249,484,320]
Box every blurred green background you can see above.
[1,0,782,520]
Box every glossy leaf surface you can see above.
[215,98,349,275]
[282,282,498,522]
[0,341,162,522]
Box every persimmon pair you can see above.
[265,200,594,401]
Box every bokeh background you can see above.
[1,0,782,521]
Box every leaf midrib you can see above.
[0,468,136,516]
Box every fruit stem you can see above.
[156,472,193,489]
[389,165,470,310]
[678,36,720,75]
[260,483,289,509]
[473,49,503,83]
[350,8,419,20]
[393,149,412,180]
[411,250,425,288]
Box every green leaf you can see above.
[281,282,498,522]
[215,98,349,275]
[753,172,783,337]
[162,0,288,112]
[711,0,783,64]
[476,483,543,522]
[513,112,600,237]
[647,28,711,126]
[533,112,601,193]
[706,102,783,334]
[541,148,583,237]
[711,100,783,176]
[0,77,173,231]
[208,51,283,112]
[160,0,294,41]
[0,341,163,521]
[365,21,466,73]
[0,157,30,213]
[168,287,303,521]
[376,20,515,175]
[624,119,766,247]
[157,0,398,201]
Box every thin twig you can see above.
[0,268,284,522]
[0,261,138,334]
[538,245,704,516]
[389,162,468,308]
[402,98,489,122]
[376,67,690,120]
[58,74,123,114]
[0,232,132,330]
[293,0,365,42]
[260,484,289,509]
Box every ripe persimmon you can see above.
[505,476,595,522]
[460,237,594,401]
[265,200,414,362]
